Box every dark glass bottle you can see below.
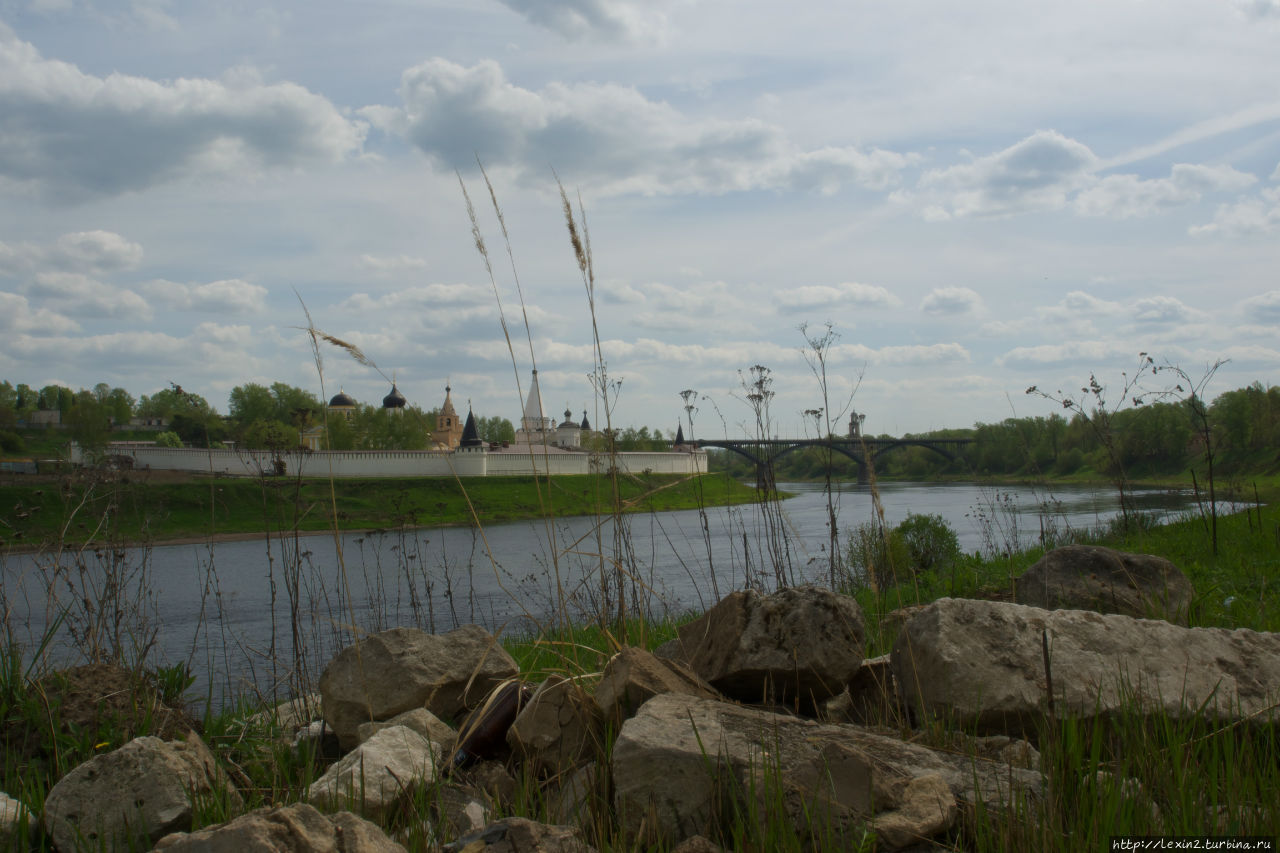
[449,679,533,771]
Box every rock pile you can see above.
[15,548,1280,851]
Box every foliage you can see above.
[0,429,25,453]
[893,512,961,575]
[154,430,183,448]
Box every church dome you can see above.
[382,383,407,409]
[329,390,357,408]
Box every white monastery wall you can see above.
[86,445,707,478]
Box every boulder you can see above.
[441,817,596,853]
[664,586,865,711]
[306,725,442,818]
[593,646,720,725]
[548,764,600,827]
[357,707,457,754]
[893,598,1280,734]
[153,803,406,852]
[320,625,518,750]
[824,653,898,725]
[1014,545,1194,622]
[507,675,603,776]
[433,785,493,843]
[43,734,242,852]
[0,792,32,850]
[245,693,322,735]
[611,693,1040,849]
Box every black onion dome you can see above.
[329,390,357,407]
[580,410,591,431]
[382,383,407,409]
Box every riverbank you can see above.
[3,503,1277,850]
[0,471,763,551]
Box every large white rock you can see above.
[306,725,442,818]
[893,598,1280,733]
[154,802,406,852]
[662,586,865,711]
[0,792,32,850]
[42,734,242,852]
[611,693,1040,849]
[320,625,518,750]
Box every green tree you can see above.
[475,415,516,444]
[66,390,112,453]
[154,431,183,448]
[241,419,300,451]
[137,386,214,420]
[228,383,276,426]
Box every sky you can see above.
[1,0,1278,440]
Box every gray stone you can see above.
[357,707,456,754]
[153,803,406,852]
[893,598,1280,734]
[441,817,595,853]
[825,653,899,725]
[320,625,518,750]
[611,693,1040,848]
[665,586,865,711]
[306,725,442,819]
[1014,545,1194,622]
[43,734,242,852]
[0,792,33,850]
[245,693,322,735]
[433,785,493,843]
[594,646,720,726]
[507,675,603,776]
[548,764,600,827]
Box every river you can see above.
[1,480,1196,703]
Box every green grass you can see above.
[0,471,761,548]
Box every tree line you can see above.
[0,378,678,455]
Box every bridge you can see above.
[692,436,974,485]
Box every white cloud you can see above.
[1131,296,1193,324]
[916,130,1097,218]
[494,0,673,41]
[0,291,80,334]
[339,284,491,311]
[0,230,143,276]
[142,278,267,314]
[366,58,913,196]
[25,271,152,319]
[775,282,901,310]
[0,24,365,199]
[1075,164,1256,218]
[1234,0,1280,19]
[1240,290,1280,323]
[1190,186,1280,236]
[996,340,1132,368]
[360,254,428,275]
[921,286,982,316]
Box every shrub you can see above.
[0,430,24,453]
[894,512,960,576]
[154,430,182,448]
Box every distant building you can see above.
[431,385,463,450]
[382,382,406,415]
[328,389,357,420]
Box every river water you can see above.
[1,480,1195,702]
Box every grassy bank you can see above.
[0,471,761,548]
